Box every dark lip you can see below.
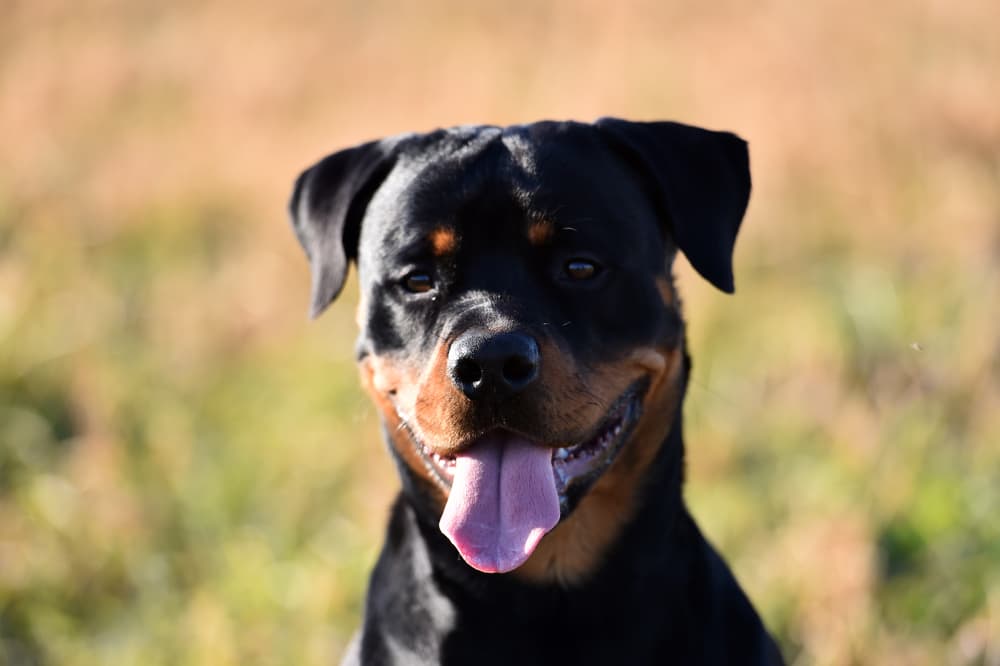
[398,381,648,505]
[550,383,644,512]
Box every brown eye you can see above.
[565,259,598,281]
[403,272,434,293]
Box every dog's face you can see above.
[290,120,750,582]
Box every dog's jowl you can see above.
[289,119,784,665]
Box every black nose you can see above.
[447,331,540,401]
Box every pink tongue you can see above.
[438,434,560,573]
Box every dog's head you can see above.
[289,119,750,582]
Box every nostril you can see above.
[447,330,540,400]
[502,356,536,385]
[455,358,483,385]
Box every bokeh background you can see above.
[2,1,999,664]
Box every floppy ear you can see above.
[288,138,400,317]
[595,118,751,293]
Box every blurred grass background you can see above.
[1,0,999,664]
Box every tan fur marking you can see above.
[359,355,447,507]
[512,344,685,586]
[410,336,602,455]
[655,277,676,307]
[527,220,555,246]
[413,342,473,453]
[429,227,457,256]
[515,336,609,446]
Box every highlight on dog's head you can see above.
[289,119,750,580]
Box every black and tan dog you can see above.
[289,119,783,665]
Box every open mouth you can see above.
[393,381,646,573]
[415,382,644,512]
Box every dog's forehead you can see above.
[359,123,659,260]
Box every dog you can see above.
[289,118,784,665]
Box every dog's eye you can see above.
[402,271,434,293]
[564,259,600,281]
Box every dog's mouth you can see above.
[418,386,641,504]
[402,382,644,574]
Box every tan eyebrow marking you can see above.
[527,220,555,246]
[429,227,457,256]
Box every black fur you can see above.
[289,119,782,665]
